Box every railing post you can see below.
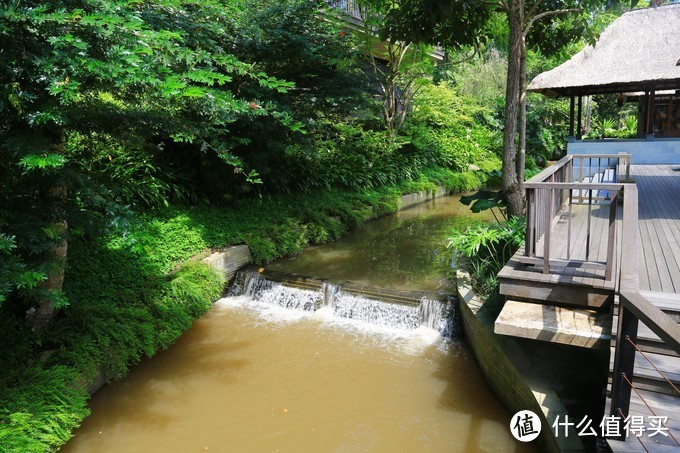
[605,190,618,281]
[526,189,534,257]
[543,188,552,274]
[610,299,639,440]
[579,157,584,204]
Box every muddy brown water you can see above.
[64,196,535,452]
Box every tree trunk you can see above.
[28,182,68,330]
[502,0,524,218]
[517,35,527,187]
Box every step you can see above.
[494,300,611,349]
[498,251,614,309]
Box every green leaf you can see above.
[16,271,47,289]
[182,86,206,98]
[460,189,505,213]
[18,153,68,171]
[0,234,16,254]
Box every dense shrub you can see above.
[448,216,525,298]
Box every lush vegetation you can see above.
[0,1,507,449]
[0,0,637,449]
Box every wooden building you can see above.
[528,4,680,162]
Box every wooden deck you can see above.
[635,165,680,293]
[496,164,680,452]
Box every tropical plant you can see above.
[447,216,525,297]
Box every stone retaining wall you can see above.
[457,271,584,453]
[202,244,252,283]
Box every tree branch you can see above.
[523,8,581,37]
[525,0,543,24]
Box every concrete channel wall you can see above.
[398,186,449,210]
[456,271,585,453]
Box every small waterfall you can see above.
[419,298,455,338]
[228,270,456,337]
[321,282,339,308]
[229,271,321,311]
[334,290,420,330]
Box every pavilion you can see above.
[528,3,680,163]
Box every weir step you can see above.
[494,300,611,349]
[255,268,450,307]
[229,270,456,336]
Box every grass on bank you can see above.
[0,162,497,452]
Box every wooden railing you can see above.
[326,0,363,20]
[609,185,680,442]
[528,156,679,442]
[523,153,631,279]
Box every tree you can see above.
[0,0,292,328]
[376,0,624,217]
[350,0,435,141]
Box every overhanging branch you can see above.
[523,8,581,37]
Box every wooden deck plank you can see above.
[634,165,680,293]
[639,184,676,292]
[639,214,663,292]
[632,352,680,385]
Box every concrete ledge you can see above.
[399,186,448,210]
[495,300,611,349]
[457,271,585,453]
[203,244,252,283]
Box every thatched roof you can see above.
[528,4,680,98]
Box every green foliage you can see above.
[453,49,507,108]
[0,0,295,312]
[448,216,525,297]
[0,365,89,452]
[584,94,638,139]
[526,92,570,163]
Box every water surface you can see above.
[64,297,532,452]
[267,195,493,291]
[64,195,531,452]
